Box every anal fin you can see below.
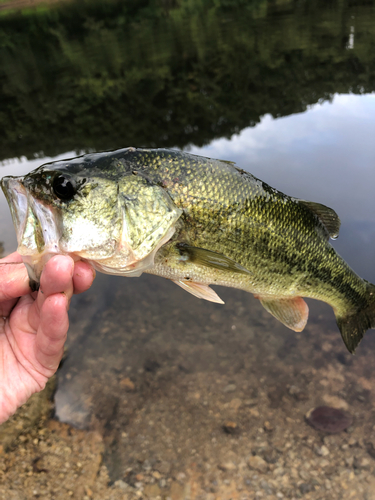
[173,279,224,304]
[258,296,309,332]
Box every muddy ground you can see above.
[1,273,375,500]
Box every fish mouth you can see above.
[1,177,29,245]
[1,176,60,283]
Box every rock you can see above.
[155,461,171,474]
[143,484,161,497]
[170,481,185,500]
[223,384,237,393]
[113,480,130,491]
[322,395,349,411]
[218,461,237,471]
[353,456,371,470]
[299,483,313,494]
[305,406,353,434]
[248,455,268,473]
[159,479,167,488]
[119,377,135,391]
[229,398,242,411]
[314,445,330,456]
[262,448,279,464]
[176,472,186,482]
[222,421,239,434]
[263,421,273,432]
[249,408,260,418]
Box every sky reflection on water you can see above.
[190,94,375,223]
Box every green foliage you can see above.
[0,0,374,161]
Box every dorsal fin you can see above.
[299,200,341,239]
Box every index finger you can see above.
[0,252,30,302]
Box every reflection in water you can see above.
[1,0,375,160]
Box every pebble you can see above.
[249,408,260,418]
[144,484,162,497]
[218,461,238,471]
[248,455,268,473]
[223,421,239,434]
[263,421,273,432]
[223,384,237,393]
[299,483,313,494]
[119,377,135,391]
[159,478,167,488]
[155,461,171,474]
[322,395,349,411]
[314,445,330,457]
[114,480,130,491]
[229,398,242,411]
[353,456,371,470]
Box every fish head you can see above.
[1,160,122,283]
[1,154,182,285]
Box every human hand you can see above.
[0,252,95,424]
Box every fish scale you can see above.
[127,150,341,293]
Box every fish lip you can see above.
[1,176,28,246]
[1,175,61,283]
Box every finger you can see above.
[28,255,74,331]
[0,252,30,302]
[72,261,96,294]
[34,292,69,373]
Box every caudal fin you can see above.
[336,283,375,353]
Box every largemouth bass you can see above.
[1,148,374,353]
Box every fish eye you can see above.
[52,175,77,201]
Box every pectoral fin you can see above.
[176,244,251,275]
[173,279,225,304]
[257,296,309,332]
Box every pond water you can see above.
[1,1,375,498]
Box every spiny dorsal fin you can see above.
[299,200,341,239]
[257,295,309,332]
[176,244,251,275]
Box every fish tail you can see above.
[336,282,375,354]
